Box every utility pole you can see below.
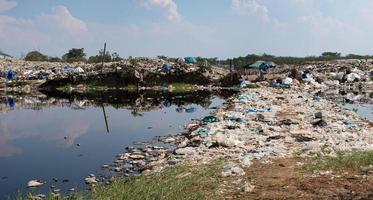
[229,59,234,72]
[100,42,109,133]
[101,103,110,133]
[101,42,106,74]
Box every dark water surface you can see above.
[0,90,231,198]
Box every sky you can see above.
[1,0,373,58]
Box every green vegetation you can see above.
[303,150,373,172]
[129,57,140,68]
[24,51,63,62]
[48,56,62,62]
[56,83,196,93]
[12,192,85,200]
[6,80,32,87]
[111,52,122,62]
[157,52,373,70]
[225,52,373,69]
[24,51,48,61]
[62,48,87,63]
[169,83,194,93]
[20,49,373,68]
[93,161,223,200]
[88,49,122,63]
[13,161,223,200]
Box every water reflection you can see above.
[0,89,236,198]
[2,89,236,113]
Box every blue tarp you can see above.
[163,100,171,107]
[7,97,15,109]
[184,57,197,64]
[162,64,171,71]
[257,61,276,71]
[63,66,74,73]
[7,70,15,81]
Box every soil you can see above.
[225,158,373,200]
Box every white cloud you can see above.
[144,0,180,22]
[0,5,89,56]
[0,0,16,12]
[0,15,47,53]
[40,5,87,35]
[299,15,352,36]
[231,0,269,21]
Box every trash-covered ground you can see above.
[106,85,372,178]
[0,56,230,89]
[89,58,373,198]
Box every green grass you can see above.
[302,150,373,172]
[168,83,194,93]
[13,161,224,200]
[92,161,223,200]
[10,190,86,200]
[5,80,32,88]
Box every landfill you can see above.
[100,58,373,185]
[1,56,373,191]
[0,56,228,87]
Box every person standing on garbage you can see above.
[258,63,269,81]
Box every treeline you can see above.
[159,52,373,68]
[224,52,373,68]
[24,48,123,63]
[24,49,373,67]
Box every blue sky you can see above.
[1,0,373,58]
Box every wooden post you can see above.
[229,59,232,72]
[101,42,106,74]
[101,103,110,133]
[100,42,109,133]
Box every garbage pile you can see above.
[0,57,91,82]
[0,56,229,85]
[166,85,373,169]
[103,85,372,182]
[98,58,372,181]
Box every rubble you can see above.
[102,56,372,182]
[0,56,230,89]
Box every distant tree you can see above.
[321,52,341,58]
[62,48,86,62]
[88,49,112,63]
[111,52,122,62]
[48,57,62,62]
[24,51,48,61]
[157,56,168,60]
[345,54,366,59]
[129,57,139,67]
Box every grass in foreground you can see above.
[11,191,86,200]
[92,161,223,200]
[12,160,224,200]
[302,150,373,172]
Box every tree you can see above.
[24,51,48,61]
[111,52,122,62]
[88,49,112,63]
[321,52,341,58]
[49,57,62,62]
[62,48,86,62]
